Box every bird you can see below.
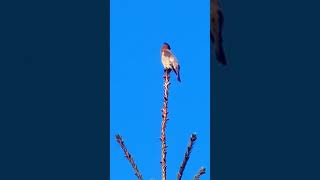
[211,0,227,65]
[160,42,181,82]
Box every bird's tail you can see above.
[177,72,181,82]
[172,67,181,82]
[215,45,227,65]
[215,7,227,66]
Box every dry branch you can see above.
[115,134,143,180]
[193,167,206,180]
[177,133,197,180]
[160,69,170,180]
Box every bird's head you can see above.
[162,42,171,51]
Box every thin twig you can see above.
[193,167,206,180]
[177,133,197,180]
[160,69,170,180]
[115,134,143,180]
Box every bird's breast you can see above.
[161,53,172,69]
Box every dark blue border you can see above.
[0,0,109,179]
[211,1,320,180]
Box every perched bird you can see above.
[161,42,181,82]
[211,0,227,65]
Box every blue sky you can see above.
[110,0,210,179]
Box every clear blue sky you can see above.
[110,0,210,179]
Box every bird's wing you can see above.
[162,49,172,59]
[167,50,179,64]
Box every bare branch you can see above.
[160,69,170,180]
[177,133,197,180]
[115,134,143,180]
[193,167,206,180]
